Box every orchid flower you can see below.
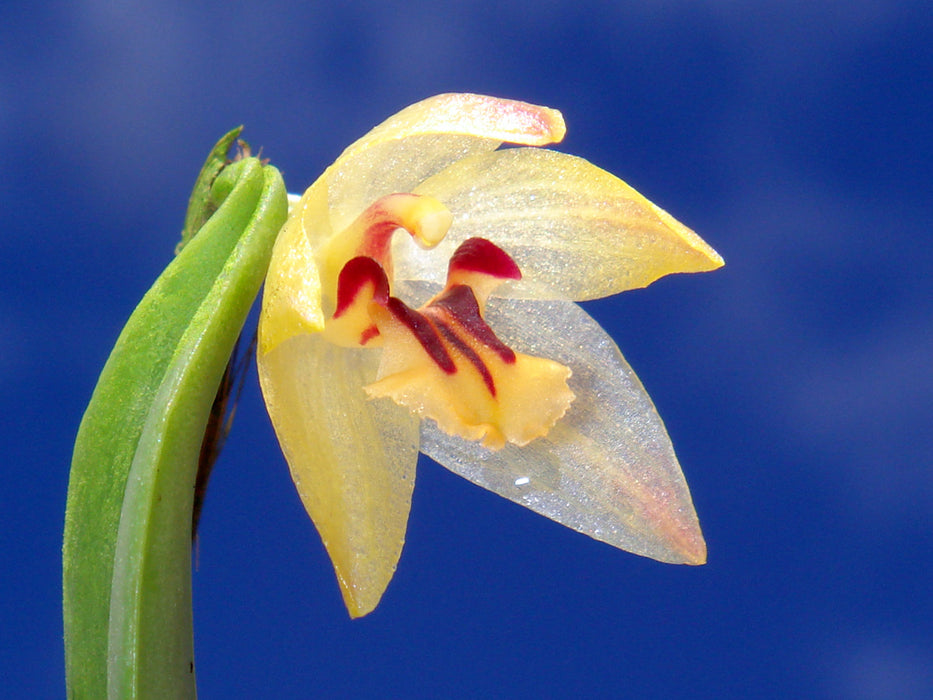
[257,93,723,617]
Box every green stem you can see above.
[64,134,286,699]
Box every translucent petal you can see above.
[263,95,569,356]
[257,331,421,617]
[405,147,724,300]
[339,93,565,164]
[323,94,566,235]
[417,293,706,565]
[258,195,327,354]
[286,168,332,247]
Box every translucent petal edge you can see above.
[406,148,723,300]
[341,93,565,160]
[257,331,421,617]
[323,94,565,234]
[418,294,707,565]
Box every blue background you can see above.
[3,2,931,698]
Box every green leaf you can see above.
[178,125,243,252]
[63,136,287,699]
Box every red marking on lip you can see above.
[434,319,497,396]
[448,237,522,281]
[430,285,516,365]
[385,298,456,374]
[339,237,525,398]
[359,325,380,345]
[333,256,390,318]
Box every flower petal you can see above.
[258,194,328,354]
[417,293,706,565]
[342,93,566,159]
[263,95,568,356]
[323,94,566,234]
[257,331,421,617]
[406,147,724,299]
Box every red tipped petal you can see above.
[448,237,522,281]
[333,257,390,319]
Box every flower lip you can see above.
[364,238,574,449]
[432,316,498,395]
[426,285,517,366]
[382,297,456,374]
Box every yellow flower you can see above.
[257,94,723,617]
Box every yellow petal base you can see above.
[367,349,574,450]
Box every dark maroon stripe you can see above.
[430,286,516,364]
[386,298,456,374]
[434,320,497,396]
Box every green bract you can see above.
[63,130,287,699]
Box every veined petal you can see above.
[324,94,566,235]
[283,170,332,247]
[417,293,706,565]
[262,95,568,355]
[406,147,724,299]
[258,196,328,355]
[257,331,421,617]
[341,93,566,160]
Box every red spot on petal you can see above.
[359,325,380,345]
[333,257,390,318]
[448,238,522,281]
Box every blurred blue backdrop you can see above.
[3,1,931,698]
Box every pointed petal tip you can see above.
[344,598,376,619]
[640,487,708,567]
[666,520,707,566]
[336,572,386,619]
[699,246,725,273]
[681,536,708,566]
[649,200,725,274]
